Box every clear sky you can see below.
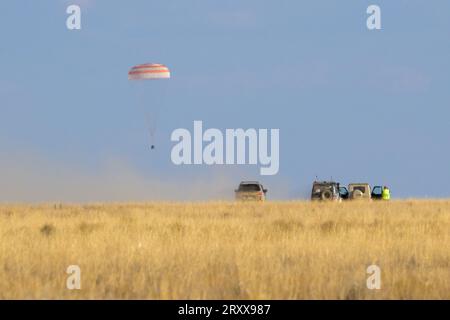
[1,1,450,201]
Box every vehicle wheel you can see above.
[321,190,333,201]
[352,190,363,199]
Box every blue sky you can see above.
[1,1,450,201]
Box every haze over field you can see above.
[1,1,450,201]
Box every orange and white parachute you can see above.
[128,63,171,148]
[128,63,171,80]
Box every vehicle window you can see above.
[339,187,349,196]
[239,184,261,192]
[372,186,382,195]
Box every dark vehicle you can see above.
[235,181,267,201]
[311,181,343,202]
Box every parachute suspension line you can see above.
[135,87,155,141]
[143,103,161,146]
[137,83,166,146]
[149,81,168,142]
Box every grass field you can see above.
[0,200,449,299]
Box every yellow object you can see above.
[382,187,391,200]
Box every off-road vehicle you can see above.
[235,181,268,201]
[339,183,384,200]
[311,181,343,201]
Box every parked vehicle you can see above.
[339,183,384,200]
[311,181,342,201]
[235,181,267,201]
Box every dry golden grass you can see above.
[0,200,449,299]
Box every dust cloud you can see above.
[0,153,239,203]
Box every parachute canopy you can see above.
[128,63,171,81]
